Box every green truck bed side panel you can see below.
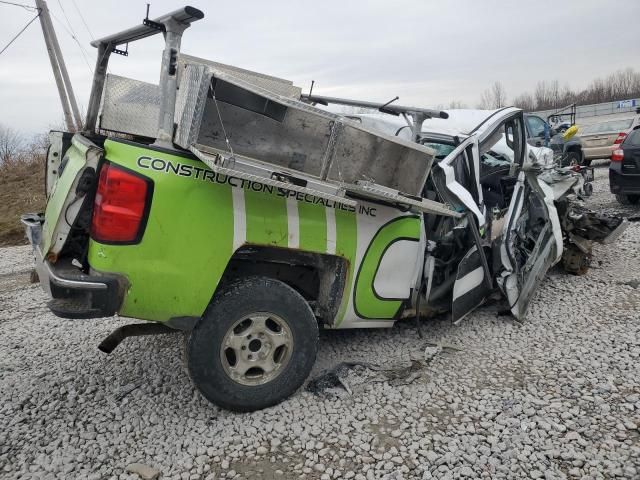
[334,209,357,326]
[298,201,327,252]
[88,140,234,322]
[244,189,288,247]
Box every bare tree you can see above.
[479,81,507,109]
[559,83,574,106]
[512,93,536,112]
[0,124,23,164]
[448,99,467,109]
[478,88,493,109]
[520,68,640,111]
[534,81,552,110]
[24,132,49,159]
[491,81,507,108]
[549,80,561,110]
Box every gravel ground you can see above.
[1,164,639,480]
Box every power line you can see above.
[0,10,40,56]
[70,0,94,40]
[0,0,37,11]
[49,7,93,74]
[55,0,77,37]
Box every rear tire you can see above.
[187,276,319,412]
[616,194,640,205]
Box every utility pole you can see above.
[34,0,82,131]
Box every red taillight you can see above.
[91,163,151,243]
[611,148,624,162]
[614,132,627,144]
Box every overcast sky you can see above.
[0,0,638,134]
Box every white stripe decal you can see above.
[325,206,336,254]
[286,197,299,249]
[232,187,246,250]
[452,266,484,300]
[471,141,484,207]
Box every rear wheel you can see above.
[187,276,319,412]
[616,194,640,205]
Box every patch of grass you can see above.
[0,156,45,247]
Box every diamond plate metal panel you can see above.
[174,63,209,148]
[173,64,435,196]
[99,74,160,138]
[178,54,301,99]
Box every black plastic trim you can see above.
[468,107,511,135]
[108,137,197,160]
[49,270,123,319]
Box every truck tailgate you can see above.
[41,134,102,260]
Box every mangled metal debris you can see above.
[306,343,456,396]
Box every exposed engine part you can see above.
[562,244,592,275]
[557,200,626,242]
[554,198,627,276]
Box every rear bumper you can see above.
[609,167,640,195]
[584,145,614,160]
[21,214,125,319]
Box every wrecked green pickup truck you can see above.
[23,6,626,411]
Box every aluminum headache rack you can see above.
[87,5,460,217]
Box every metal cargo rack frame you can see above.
[85,5,461,218]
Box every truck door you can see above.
[498,117,563,320]
[431,135,492,322]
[433,109,561,322]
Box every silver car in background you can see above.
[580,115,640,161]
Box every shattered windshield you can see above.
[420,134,456,160]
[482,150,511,167]
[422,142,455,159]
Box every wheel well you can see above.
[218,246,348,326]
[566,144,582,154]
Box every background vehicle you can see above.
[610,126,640,204]
[550,121,572,133]
[524,113,585,166]
[581,115,640,162]
[546,103,578,135]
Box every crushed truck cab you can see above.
[23,6,628,412]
